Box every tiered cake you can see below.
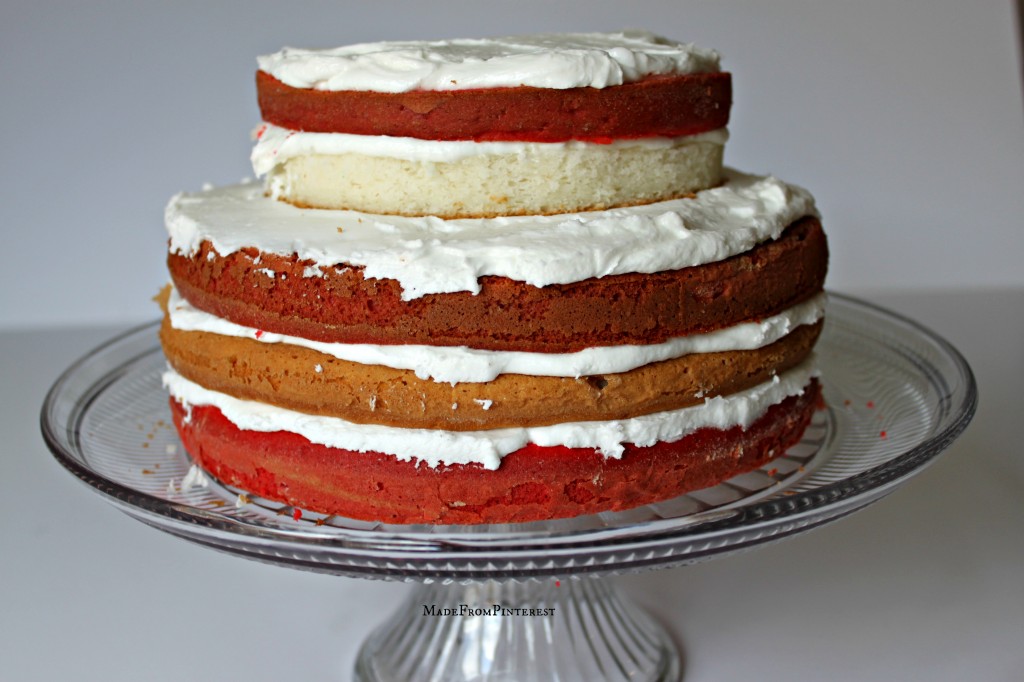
[160,31,828,524]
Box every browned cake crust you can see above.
[160,301,821,429]
[169,380,821,524]
[256,71,732,142]
[169,216,827,353]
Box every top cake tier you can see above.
[253,31,732,218]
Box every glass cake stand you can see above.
[41,293,976,682]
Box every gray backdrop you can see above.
[3,0,1022,330]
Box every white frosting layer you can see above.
[251,123,728,176]
[167,285,826,384]
[257,31,719,93]
[166,170,817,300]
[164,358,817,469]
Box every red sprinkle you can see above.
[555,580,561,587]
[255,123,267,139]
[292,508,302,521]
[880,430,887,439]
[866,401,875,409]
[255,330,264,339]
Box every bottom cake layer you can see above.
[169,379,821,525]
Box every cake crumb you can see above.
[337,227,344,233]
[181,465,209,491]
[473,399,493,410]
[235,493,251,508]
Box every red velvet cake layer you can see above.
[256,71,732,142]
[170,380,820,525]
[169,217,827,352]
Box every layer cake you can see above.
[161,31,828,524]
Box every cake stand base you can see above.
[354,579,680,682]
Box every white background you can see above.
[2,0,1022,330]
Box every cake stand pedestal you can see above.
[355,580,678,682]
[42,294,976,682]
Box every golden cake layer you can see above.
[160,295,821,430]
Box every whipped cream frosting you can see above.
[166,170,817,300]
[251,123,727,176]
[257,31,720,93]
[164,358,818,469]
[167,285,826,384]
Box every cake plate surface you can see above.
[42,293,976,682]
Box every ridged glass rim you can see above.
[41,292,977,567]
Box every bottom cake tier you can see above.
[168,379,821,525]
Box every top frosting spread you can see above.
[166,170,817,300]
[257,31,720,92]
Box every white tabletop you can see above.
[3,289,1022,681]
